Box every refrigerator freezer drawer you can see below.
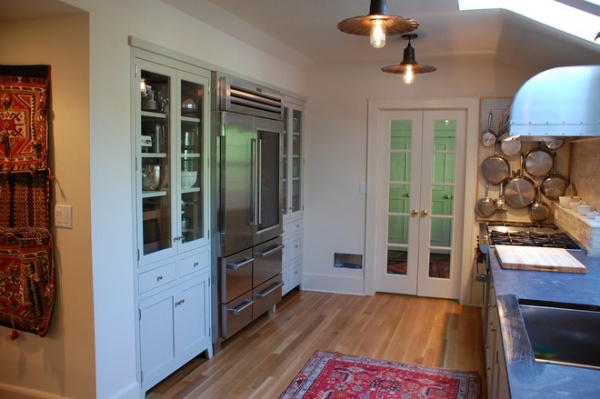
[221,292,253,339]
[253,275,283,321]
[221,249,253,303]
[253,237,284,287]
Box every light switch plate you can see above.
[359,181,367,194]
[55,204,73,228]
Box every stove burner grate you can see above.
[489,229,580,249]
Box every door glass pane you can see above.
[387,247,408,275]
[429,250,451,279]
[180,79,204,244]
[434,120,456,150]
[258,130,280,231]
[388,215,409,245]
[389,153,411,182]
[432,152,455,183]
[141,69,171,255]
[389,184,410,213]
[391,120,412,150]
[430,218,452,247]
[431,185,453,216]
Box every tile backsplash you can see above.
[554,205,600,256]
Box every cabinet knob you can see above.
[421,209,429,216]
[156,275,163,282]
[194,262,199,267]
[411,209,419,215]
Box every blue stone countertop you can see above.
[489,249,600,399]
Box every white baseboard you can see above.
[301,273,367,295]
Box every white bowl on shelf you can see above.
[181,171,197,189]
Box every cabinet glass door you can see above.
[282,105,303,220]
[139,66,172,256]
[136,61,209,262]
[282,107,289,219]
[179,75,206,248]
[291,109,302,215]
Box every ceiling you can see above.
[165,0,600,71]
[2,0,599,71]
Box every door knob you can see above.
[405,193,411,197]
[421,209,429,216]
[411,209,419,215]
[443,195,453,199]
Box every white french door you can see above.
[374,110,466,298]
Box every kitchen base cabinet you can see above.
[282,219,302,295]
[484,277,510,399]
[139,271,212,391]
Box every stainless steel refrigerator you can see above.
[212,74,285,342]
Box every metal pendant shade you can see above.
[337,0,419,38]
[381,34,437,74]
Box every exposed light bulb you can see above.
[403,65,415,85]
[370,19,386,48]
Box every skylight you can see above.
[458,0,600,44]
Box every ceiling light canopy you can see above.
[337,0,419,48]
[381,34,437,85]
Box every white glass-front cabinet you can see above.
[132,50,212,392]
[282,100,304,295]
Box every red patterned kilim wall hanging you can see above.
[0,65,50,173]
[0,65,54,338]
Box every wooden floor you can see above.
[147,289,487,399]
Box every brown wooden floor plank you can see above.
[147,289,487,399]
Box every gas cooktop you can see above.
[478,222,582,253]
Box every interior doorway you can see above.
[365,98,479,301]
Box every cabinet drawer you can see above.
[284,219,303,236]
[139,262,177,294]
[179,250,209,277]
[221,292,253,339]
[253,274,283,320]
[289,235,303,260]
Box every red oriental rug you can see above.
[279,351,480,399]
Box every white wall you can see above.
[302,57,534,298]
[1,0,308,398]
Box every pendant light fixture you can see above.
[337,0,419,49]
[381,34,436,85]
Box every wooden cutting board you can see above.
[495,245,587,274]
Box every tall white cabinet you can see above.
[132,48,212,392]
[282,99,305,295]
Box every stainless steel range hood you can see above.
[505,65,600,141]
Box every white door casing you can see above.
[365,98,479,303]
[374,110,465,298]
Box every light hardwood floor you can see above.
[147,289,487,399]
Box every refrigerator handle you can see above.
[251,138,258,226]
[257,138,263,226]
[255,244,285,258]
